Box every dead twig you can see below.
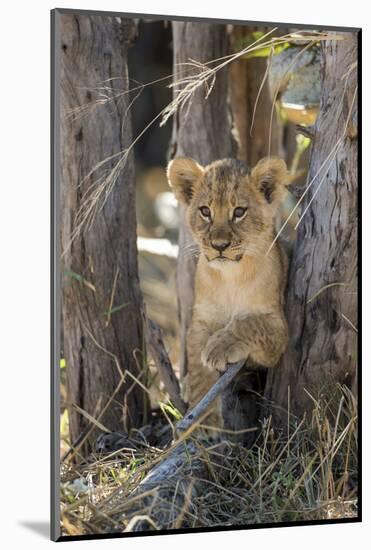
[145,317,187,415]
[176,361,245,434]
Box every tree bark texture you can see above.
[60,13,148,453]
[170,21,237,381]
[265,32,358,419]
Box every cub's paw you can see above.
[201,330,249,372]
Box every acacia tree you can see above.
[60,13,148,454]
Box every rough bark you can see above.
[60,13,148,454]
[265,32,358,418]
[170,22,237,381]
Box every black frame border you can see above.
[51,7,362,542]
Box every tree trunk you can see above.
[60,13,148,454]
[229,26,283,165]
[265,32,358,419]
[170,21,237,382]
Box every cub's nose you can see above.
[211,240,231,252]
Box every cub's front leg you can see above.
[201,312,288,372]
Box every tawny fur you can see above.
[167,156,289,428]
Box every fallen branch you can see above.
[176,360,245,434]
[104,360,246,532]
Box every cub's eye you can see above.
[233,207,247,219]
[199,206,211,219]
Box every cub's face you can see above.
[167,157,288,266]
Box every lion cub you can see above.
[167,156,289,429]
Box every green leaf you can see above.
[104,302,130,316]
[296,134,311,152]
[64,270,96,292]
[251,31,265,41]
[242,42,291,59]
[159,401,182,421]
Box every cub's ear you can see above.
[250,157,288,205]
[167,157,204,205]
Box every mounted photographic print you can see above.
[51,8,361,541]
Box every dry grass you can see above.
[60,383,358,536]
